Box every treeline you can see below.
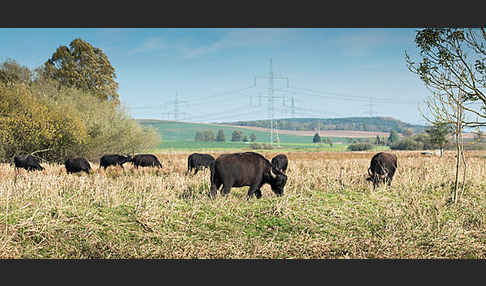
[0,39,160,163]
[225,117,426,134]
[195,129,257,142]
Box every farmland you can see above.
[1,150,486,258]
[138,120,390,152]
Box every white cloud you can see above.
[128,36,169,55]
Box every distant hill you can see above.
[222,117,427,134]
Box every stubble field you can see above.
[1,150,486,258]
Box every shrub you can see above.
[347,143,374,151]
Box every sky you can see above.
[0,28,431,125]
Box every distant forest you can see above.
[223,117,427,134]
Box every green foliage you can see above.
[216,129,225,142]
[313,133,321,143]
[231,130,243,142]
[388,130,400,144]
[0,84,87,162]
[347,143,374,151]
[0,79,160,162]
[0,58,33,86]
[250,143,274,150]
[390,138,423,151]
[250,133,257,142]
[425,122,451,150]
[195,130,215,142]
[41,38,120,104]
[242,135,249,142]
[227,117,426,134]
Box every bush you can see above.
[347,143,374,151]
[250,143,274,150]
[0,81,160,163]
[390,138,423,150]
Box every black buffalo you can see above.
[130,154,162,168]
[271,154,288,173]
[65,157,91,174]
[13,154,44,171]
[366,152,397,189]
[100,154,132,170]
[187,153,215,175]
[209,152,288,199]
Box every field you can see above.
[138,120,366,151]
[2,150,486,258]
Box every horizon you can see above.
[2,28,431,125]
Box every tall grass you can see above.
[1,150,486,258]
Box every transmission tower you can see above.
[254,59,289,146]
[165,92,188,121]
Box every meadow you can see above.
[1,150,486,258]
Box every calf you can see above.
[13,154,44,171]
[65,157,91,174]
[366,152,397,189]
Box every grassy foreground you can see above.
[1,151,486,258]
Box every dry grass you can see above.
[1,150,486,258]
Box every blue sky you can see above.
[0,28,430,125]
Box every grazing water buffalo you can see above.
[13,154,44,171]
[209,152,288,199]
[65,157,91,174]
[366,152,397,189]
[271,154,288,173]
[130,154,162,168]
[100,154,132,170]
[187,153,215,175]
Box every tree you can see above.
[216,129,225,142]
[425,122,451,157]
[313,133,321,143]
[195,131,204,142]
[404,28,486,202]
[41,38,120,104]
[242,135,249,142]
[0,59,33,86]
[250,133,257,142]
[388,130,399,144]
[231,130,243,142]
[402,128,414,137]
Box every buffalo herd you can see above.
[11,149,398,199]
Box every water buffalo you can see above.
[187,153,215,175]
[13,154,44,171]
[366,152,397,189]
[130,154,162,169]
[271,154,288,173]
[100,154,132,170]
[209,152,288,199]
[65,157,91,174]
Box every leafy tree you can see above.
[250,133,257,142]
[242,135,249,142]
[195,131,204,142]
[425,122,451,157]
[231,130,243,142]
[402,128,414,137]
[404,28,486,202]
[388,130,399,144]
[41,38,120,104]
[0,59,32,86]
[313,133,321,143]
[216,129,225,142]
